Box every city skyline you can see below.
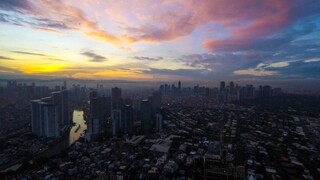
[1,0,320,85]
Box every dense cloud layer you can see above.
[0,0,319,82]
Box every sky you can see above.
[0,0,320,86]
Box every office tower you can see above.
[62,81,67,90]
[205,88,213,99]
[238,87,246,100]
[90,91,98,103]
[156,113,163,132]
[31,100,42,136]
[43,104,60,137]
[106,96,111,117]
[52,90,70,127]
[246,85,254,99]
[178,81,181,91]
[220,81,226,92]
[31,101,60,138]
[262,85,272,99]
[52,92,63,128]
[123,105,133,134]
[88,96,107,137]
[133,97,142,111]
[112,109,121,138]
[159,85,164,93]
[151,91,161,114]
[112,87,122,109]
[140,100,152,135]
[61,90,69,125]
[229,82,234,94]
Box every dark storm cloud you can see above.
[81,51,107,62]
[131,56,163,61]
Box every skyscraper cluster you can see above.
[159,81,282,102]
[31,89,70,138]
[87,87,163,139]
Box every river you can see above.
[36,110,87,158]
[69,110,86,145]
[1,110,87,173]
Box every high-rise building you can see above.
[31,89,69,138]
[61,90,70,125]
[156,113,163,132]
[111,87,123,137]
[88,96,107,137]
[151,91,161,114]
[62,81,67,90]
[220,81,226,92]
[262,85,272,99]
[51,90,70,128]
[246,85,254,99]
[31,100,43,136]
[106,96,111,117]
[43,104,59,137]
[31,101,60,138]
[140,100,152,135]
[89,91,98,103]
[112,87,122,110]
[229,82,234,94]
[178,81,181,91]
[123,105,133,134]
[112,109,121,138]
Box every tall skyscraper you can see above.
[60,91,69,127]
[178,81,181,91]
[229,81,234,94]
[31,101,60,138]
[31,89,69,138]
[89,91,98,103]
[140,100,152,135]
[111,87,123,137]
[112,109,121,138]
[88,96,107,137]
[106,96,111,117]
[31,100,42,136]
[43,104,59,137]
[151,91,161,114]
[220,81,226,92]
[51,90,70,128]
[246,85,254,99]
[123,105,133,134]
[156,113,163,132]
[62,81,67,90]
[112,87,122,110]
[262,85,272,99]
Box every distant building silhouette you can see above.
[88,96,107,138]
[156,113,163,132]
[141,99,152,135]
[220,81,226,92]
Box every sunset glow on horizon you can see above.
[1,0,320,83]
